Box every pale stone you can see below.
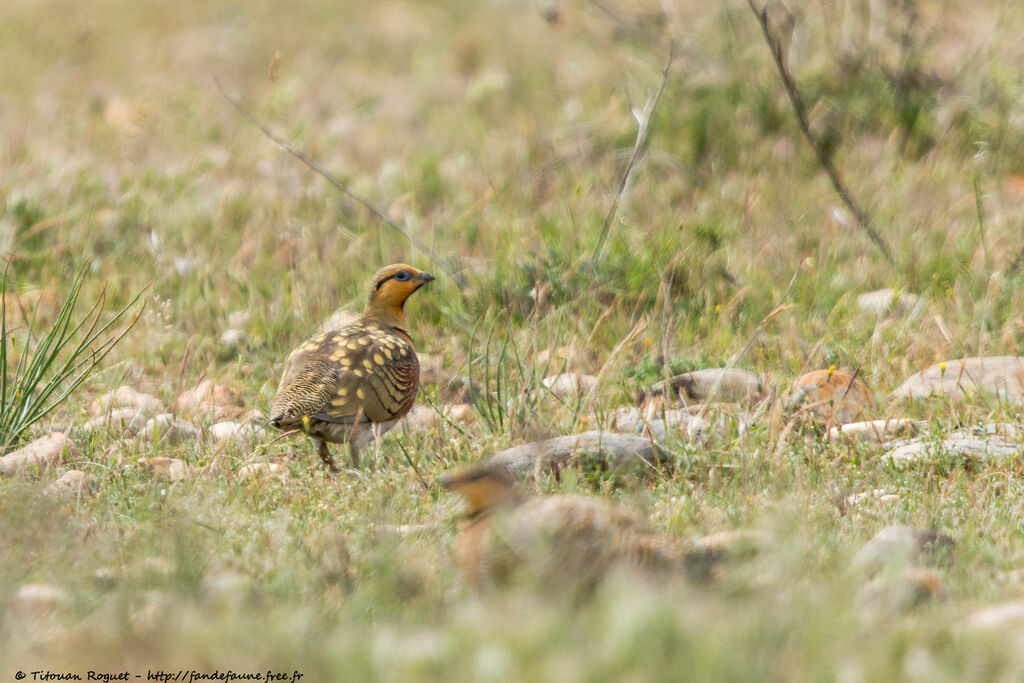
[638,368,763,406]
[542,373,598,400]
[965,601,1024,630]
[138,414,199,444]
[0,432,81,475]
[175,379,244,421]
[90,385,162,415]
[830,419,922,443]
[856,289,920,316]
[891,356,1024,403]
[83,407,147,435]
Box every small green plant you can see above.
[0,263,143,452]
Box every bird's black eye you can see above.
[394,270,411,281]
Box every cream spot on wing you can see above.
[383,348,393,360]
[356,388,365,400]
[347,341,360,350]
[358,337,370,347]
[352,369,364,378]
[337,386,348,396]
[362,359,373,370]
[373,352,384,365]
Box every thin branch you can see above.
[746,1,896,267]
[591,41,676,263]
[215,78,469,292]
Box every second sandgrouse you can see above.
[269,264,434,471]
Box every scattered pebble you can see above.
[175,379,244,421]
[403,404,477,433]
[965,601,1024,630]
[855,289,920,316]
[0,432,81,476]
[9,583,67,617]
[845,489,899,508]
[891,356,1024,403]
[219,328,248,350]
[638,368,763,407]
[236,462,289,480]
[138,414,200,444]
[542,373,597,400]
[90,385,162,415]
[83,407,147,435]
[883,431,1019,468]
[210,421,265,442]
[318,308,359,334]
[46,469,93,495]
[829,418,922,443]
[485,431,664,475]
[137,456,193,481]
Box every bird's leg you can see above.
[347,442,361,470]
[315,438,339,473]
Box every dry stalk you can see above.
[591,41,676,263]
[746,0,896,267]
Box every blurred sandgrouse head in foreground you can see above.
[269,264,435,472]
[440,462,691,596]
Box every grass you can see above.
[4,0,1024,679]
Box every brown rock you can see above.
[0,432,81,475]
[638,368,763,406]
[786,369,872,425]
[891,356,1024,403]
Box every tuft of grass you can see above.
[0,263,143,451]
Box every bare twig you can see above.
[591,41,676,263]
[746,1,896,267]
[215,78,469,292]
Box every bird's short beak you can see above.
[417,272,436,284]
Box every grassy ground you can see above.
[3,0,1024,679]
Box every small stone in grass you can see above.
[0,432,81,476]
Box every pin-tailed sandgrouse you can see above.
[440,462,691,593]
[270,264,434,471]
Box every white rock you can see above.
[891,356,1024,403]
[219,328,248,349]
[236,462,289,479]
[318,308,359,334]
[90,385,162,415]
[542,373,597,400]
[964,601,1024,630]
[884,435,1019,468]
[830,419,922,443]
[83,407,147,435]
[210,421,265,442]
[10,583,67,616]
[0,432,81,475]
[856,289,920,316]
